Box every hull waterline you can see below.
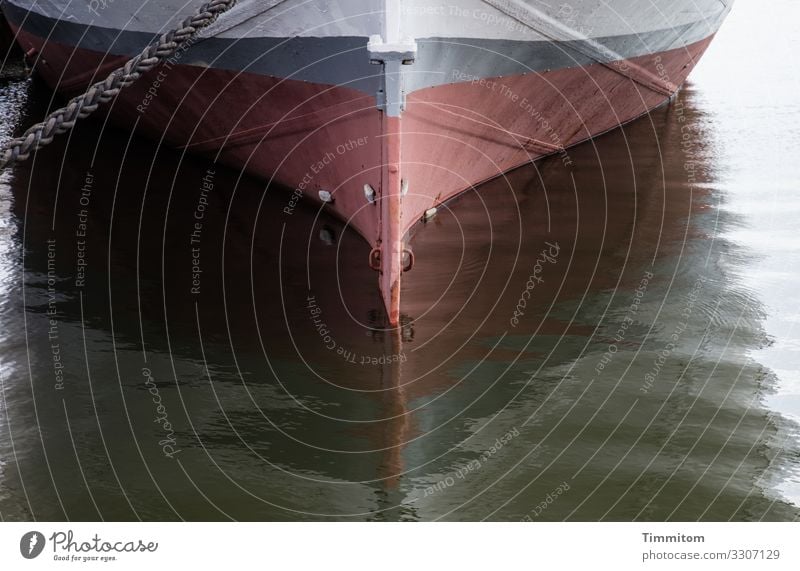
[1,0,734,324]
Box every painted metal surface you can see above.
[1,0,734,323]
[0,8,13,54]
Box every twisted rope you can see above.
[0,0,238,169]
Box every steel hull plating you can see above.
[2,0,733,324]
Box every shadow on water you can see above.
[0,70,798,520]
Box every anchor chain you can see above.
[0,0,238,169]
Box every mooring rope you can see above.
[0,0,238,169]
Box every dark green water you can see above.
[0,0,798,521]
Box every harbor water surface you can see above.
[0,0,799,521]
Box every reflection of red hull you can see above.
[10,21,712,323]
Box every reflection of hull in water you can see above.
[0,11,13,53]
[12,122,418,504]
[9,80,798,520]
[2,0,733,324]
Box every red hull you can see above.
[0,12,16,55]
[10,25,713,323]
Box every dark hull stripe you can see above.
[3,1,722,95]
